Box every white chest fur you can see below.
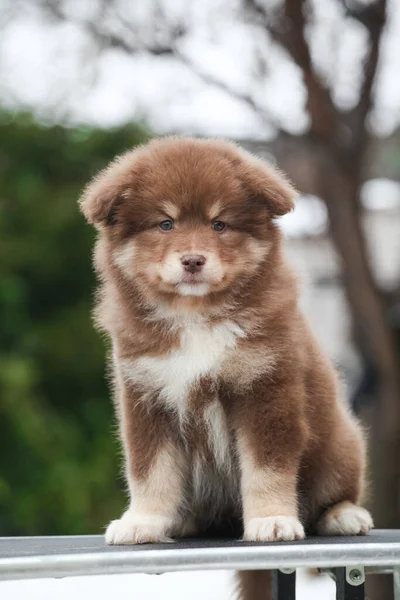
[120,320,245,418]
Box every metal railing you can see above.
[1,530,400,599]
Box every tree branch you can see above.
[282,0,341,141]
[43,0,285,134]
[338,0,386,31]
[245,0,340,142]
[171,49,284,132]
[351,0,387,154]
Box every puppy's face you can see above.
[81,138,296,307]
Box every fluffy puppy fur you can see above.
[80,137,372,562]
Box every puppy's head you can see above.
[80,137,296,308]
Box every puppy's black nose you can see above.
[181,254,206,274]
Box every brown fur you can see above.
[80,136,372,598]
[236,571,272,600]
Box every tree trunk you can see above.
[315,153,400,598]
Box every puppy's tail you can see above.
[235,570,271,600]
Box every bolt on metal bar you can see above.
[334,567,365,600]
[346,566,365,586]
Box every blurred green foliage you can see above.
[0,111,150,535]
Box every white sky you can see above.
[0,0,400,138]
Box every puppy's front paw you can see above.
[105,512,174,545]
[244,516,305,542]
[317,502,373,536]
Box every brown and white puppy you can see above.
[80,137,373,549]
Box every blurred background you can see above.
[0,0,400,597]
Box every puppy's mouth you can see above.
[172,271,212,297]
[180,272,207,285]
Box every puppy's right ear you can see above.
[79,176,125,226]
[79,150,138,226]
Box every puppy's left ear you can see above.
[236,148,297,217]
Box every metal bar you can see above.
[1,548,400,582]
[271,570,296,600]
[394,568,400,600]
[334,568,365,600]
[1,532,400,581]
[365,567,394,575]
[323,566,395,576]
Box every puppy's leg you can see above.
[239,450,305,542]
[236,382,307,542]
[317,501,373,535]
[106,388,186,545]
[235,571,271,600]
[309,410,373,536]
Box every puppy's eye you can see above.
[212,220,226,232]
[159,219,174,231]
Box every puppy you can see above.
[80,137,373,551]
